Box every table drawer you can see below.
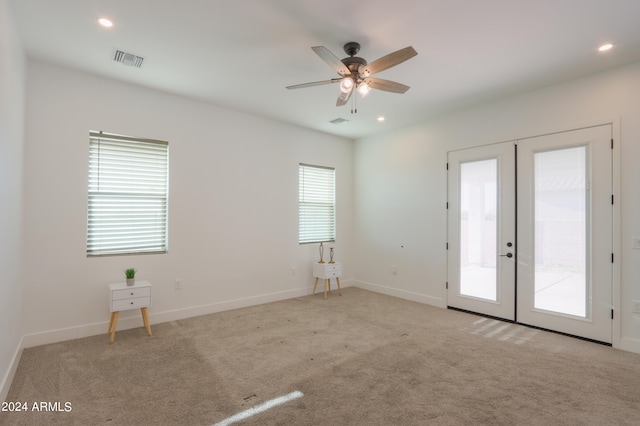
[112,286,151,301]
[313,263,342,279]
[112,296,151,311]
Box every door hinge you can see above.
[446,282,449,290]
[611,138,614,149]
[611,309,614,319]
[446,242,449,250]
[611,194,614,205]
[446,201,449,209]
[611,253,614,263]
[446,162,449,170]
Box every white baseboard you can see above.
[619,337,640,355]
[353,280,445,308]
[1,336,24,402]
[22,284,346,349]
[149,285,326,326]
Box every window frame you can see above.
[298,163,336,245]
[87,130,169,257]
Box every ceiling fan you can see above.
[286,42,418,110]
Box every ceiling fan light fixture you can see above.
[357,82,371,97]
[339,77,354,93]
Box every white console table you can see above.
[312,262,342,299]
[107,280,152,344]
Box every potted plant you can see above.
[125,268,137,286]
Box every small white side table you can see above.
[312,262,342,299]
[107,280,152,344]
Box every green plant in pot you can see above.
[125,268,137,286]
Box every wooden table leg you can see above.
[109,311,119,344]
[336,277,342,296]
[141,307,152,336]
[107,312,116,336]
[312,277,319,295]
[324,279,329,299]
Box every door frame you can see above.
[446,121,621,347]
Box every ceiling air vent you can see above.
[113,49,144,68]
[330,118,348,124]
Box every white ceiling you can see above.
[11,0,640,139]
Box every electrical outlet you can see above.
[633,300,640,314]
[175,279,182,290]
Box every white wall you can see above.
[0,0,25,400]
[13,24,640,363]
[353,61,640,353]
[21,60,353,346]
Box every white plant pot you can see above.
[126,278,135,286]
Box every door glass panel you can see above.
[460,159,498,301]
[534,147,587,317]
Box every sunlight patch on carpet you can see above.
[469,318,539,344]
[213,390,304,426]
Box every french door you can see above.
[447,125,613,343]
[447,141,516,320]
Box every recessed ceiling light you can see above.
[598,43,613,52]
[98,18,113,28]
[377,116,385,122]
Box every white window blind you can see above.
[87,131,169,256]
[299,163,335,244]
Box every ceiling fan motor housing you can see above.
[342,56,367,72]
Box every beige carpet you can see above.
[3,287,640,425]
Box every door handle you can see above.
[500,253,513,258]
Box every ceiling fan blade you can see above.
[336,86,354,106]
[286,78,341,90]
[312,46,351,76]
[359,46,417,77]
[363,78,410,94]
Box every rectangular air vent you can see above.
[113,49,144,68]
[330,118,348,124]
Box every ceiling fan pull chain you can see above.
[351,91,358,114]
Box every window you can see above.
[299,163,335,244]
[87,131,169,256]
